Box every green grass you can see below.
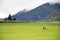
[0,22,60,40]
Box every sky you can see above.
[0,0,60,18]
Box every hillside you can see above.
[12,3,60,21]
[44,10,60,21]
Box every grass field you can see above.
[0,22,60,40]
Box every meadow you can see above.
[0,22,60,40]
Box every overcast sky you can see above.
[0,0,60,18]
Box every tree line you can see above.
[4,14,16,21]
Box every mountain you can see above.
[12,3,60,21]
[44,9,60,21]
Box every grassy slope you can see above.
[0,22,60,40]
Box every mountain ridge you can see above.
[12,3,60,21]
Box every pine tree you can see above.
[13,18,16,20]
[8,14,12,20]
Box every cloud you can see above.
[0,0,47,15]
[47,0,60,3]
[0,0,60,18]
